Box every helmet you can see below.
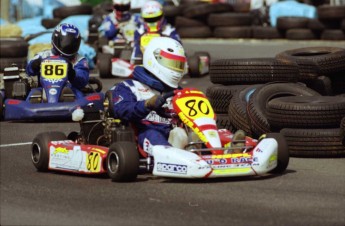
[52,23,81,58]
[141,0,163,24]
[113,0,131,21]
[143,37,187,88]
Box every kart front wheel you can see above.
[266,133,290,174]
[31,131,67,172]
[107,141,139,182]
[98,53,112,78]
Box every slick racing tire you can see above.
[98,53,112,78]
[0,94,3,121]
[265,133,289,174]
[107,141,139,182]
[104,90,115,118]
[31,131,67,172]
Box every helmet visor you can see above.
[154,49,186,73]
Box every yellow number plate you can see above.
[86,152,101,173]
[140,34,160,48]
[176,96,214,120]
[41,62,68,80]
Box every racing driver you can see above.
[26,23,89,98]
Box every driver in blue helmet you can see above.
[26,23,89,98]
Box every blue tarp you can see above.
[269,0,317,27]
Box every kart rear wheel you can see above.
[107,141,139,182]
[266,133,290,174]
[0,94,3,121]
[98,53,113,78]
[31,131,67,172]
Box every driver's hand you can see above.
[67,61,76,81]
[145,94,166,111]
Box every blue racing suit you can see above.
[100,12,141,43]
[26,49,89,98]
[110,66,176,148]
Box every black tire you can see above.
[285,28,318,40]
[104,90,115,118]
[275,47,345,79]
[321,29,345,40]
[209,58,299,85]
[98,53,112,78]
[31,132,67,171]
[216,113,233,131]
[175,16,206,28]
[267,96,345,129]
[340,117,345,144]
[281,128,345,158]
[188,54,200,77]
[265,133,289,174]
[206,84,248,113]
[251,26,284,39]
[228,84,262,136]
[317,5,345,20]
[53,4,93,19]
[207,13,253,27]
[107,142,139,182]
[41,18,61,29]
[82,77,103,93]
[303,75,333,96]
[0,38,29,58]
[177,26,212,38]
[276,17,310,31]
[247,83,320,137]
[213,26,252,38]
[0,94,3,121]
[183,3,233,18]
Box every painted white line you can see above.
[0,142,32,148]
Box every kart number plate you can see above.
[141,34,160,48]
[176,96,214,120]
[41,62,68,80]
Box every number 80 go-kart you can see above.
[31,88,289,182]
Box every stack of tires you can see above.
[207,46,345,158]
[0,37,29,72]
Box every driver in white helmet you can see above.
[109,37,187,151]
[100,0,140,43]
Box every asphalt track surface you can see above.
[1,39,345,226]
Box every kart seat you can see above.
[59,87,75,102]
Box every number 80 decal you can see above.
[87,152,101,172]
[176,96,214,120]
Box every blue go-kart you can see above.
[0,56,104,121]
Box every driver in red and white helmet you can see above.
[132,0,181,61]
[100,0,140,43]
[109,37,187,151]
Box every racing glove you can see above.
[67,61,76,81]
[145,94,166,111]
[31,57,42,72]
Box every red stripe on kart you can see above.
[198,124,217,131]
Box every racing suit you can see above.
[110,65,176,149]
[26,49,89,98]
[132,18,181,62]
[100,12,141,43]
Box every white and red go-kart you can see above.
[31,88,289,181]
[97,33,210,79]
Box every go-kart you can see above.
[97,32,210,78]
[31,88,289,182]
[0,56,104,121]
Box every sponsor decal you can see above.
[7,100,21,105]
[50,140,73,145]
[53,147,69,155]
[157,162,187,174]
[86,94,101,101]
[49,88,57,95]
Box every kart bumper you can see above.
[4,93,104,121]
[151,138,278,179]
